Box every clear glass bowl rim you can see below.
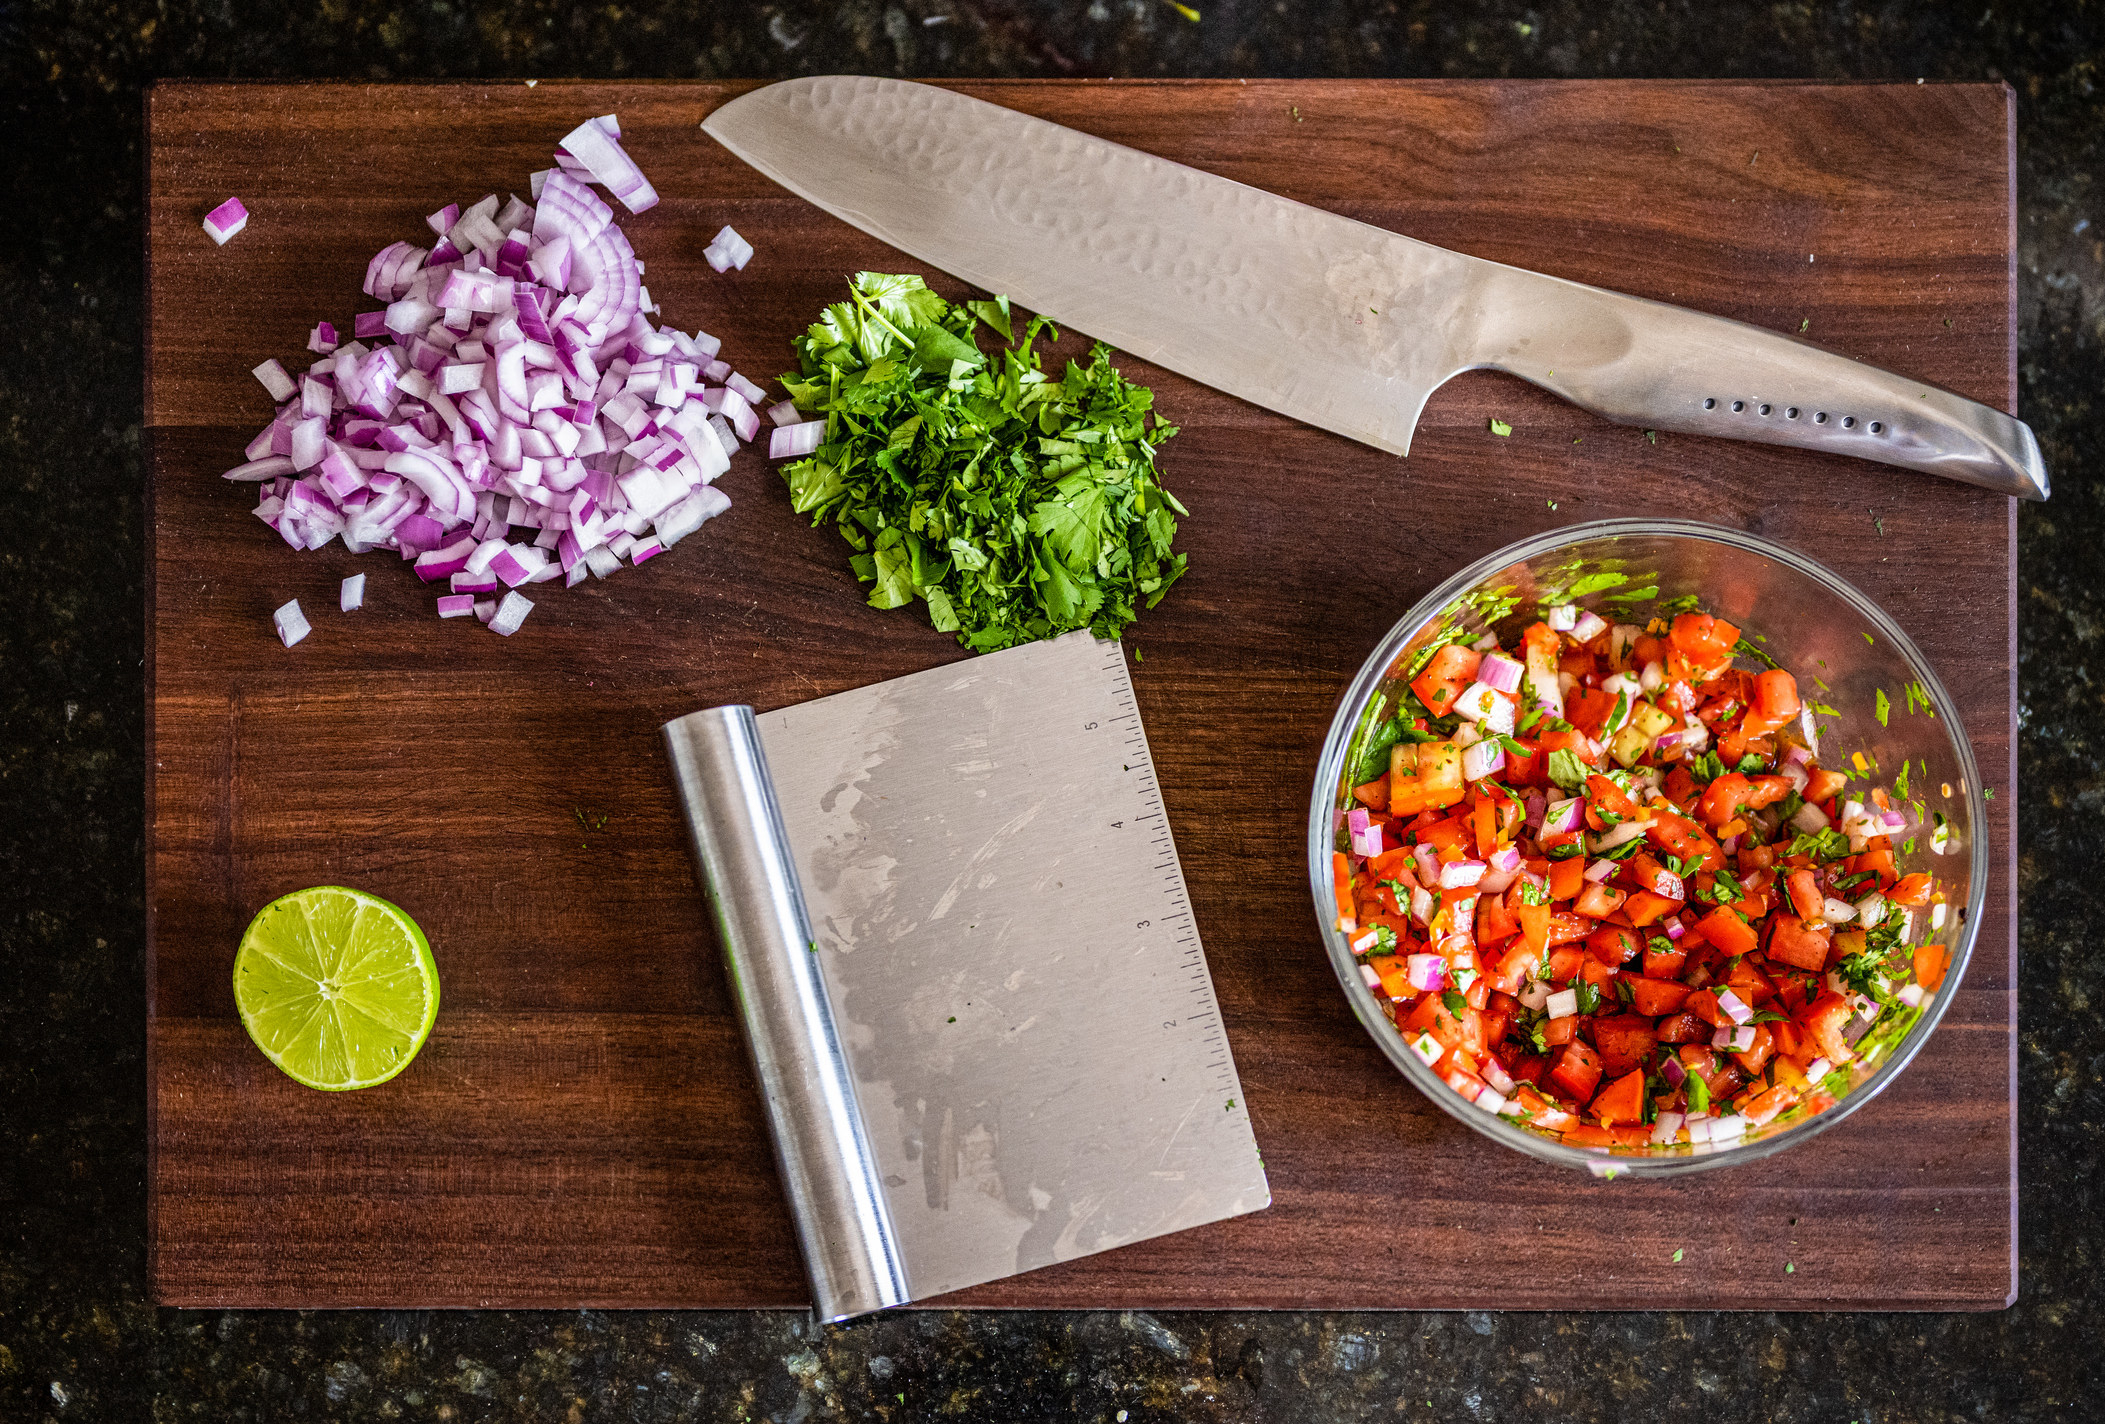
[1303,517,1991,1177]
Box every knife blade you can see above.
[703,77,2047,501]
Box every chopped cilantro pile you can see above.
[777,273,1189,653]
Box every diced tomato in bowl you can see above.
[1312,522,1988,1175]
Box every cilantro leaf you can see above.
[1547,749,1589,794]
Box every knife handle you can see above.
[1472,271,2049,501]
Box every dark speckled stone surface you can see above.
[3,2,2100,1419]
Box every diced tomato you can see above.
[1541,1014,1579,1047]
[1572,882,1627,919]
[1390,739,1467,816]
[1765,913,1833,972]
[1332,852,1355,928]
[1546,945,1586,982]
[1366,954,1412,1000]
[1626,976,1691,1016]
[1655,1011,1708,1043]
[1698,773,1753,828]
[1889,873,1934,907]
[1494,940,1539,994]
[1468,798,1498,859]
[1913,942,1950,994]
[1567,688,1617,738]
[1786,868,1824,920]
[1647,811,1726,872]
[1476,893,1519,947]
[1736,1083,1799,1126]
[1352,776,1390,811]
[1721,956,1778,1006]
[1699,905,1759,956]
[1588,923,1642,966]
[1642,936,1688,980]
[1402,991,1469,1048]
[1854,846,1898,886]
[1624,852,1679,899]
[1549,1038,1604,1103]
[1591,1068,1647,1126]
[1729,1022,1774,1076]
[1586,774,1641,821]
[1622,890,1683,927]
[1410,644,1482,719]
[1740,668,1803,736]
[1798,991,1856,1064]
[1415,814,1467,853]
[1548,855,1587,902]
[1367,846,1416,880]
[1662,765,1700,809]
[1805,767,1849,805]
[1516,902,1552,958]
[1670,612,1741,665]
[1592,1016,1657,1076]
[1503,738,1545,786]
[1561,1123,1620,1148]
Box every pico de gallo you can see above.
[1332,603,1954,1153]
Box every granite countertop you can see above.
[2,2,2099,1420]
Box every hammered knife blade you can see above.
[703,77,2048,501]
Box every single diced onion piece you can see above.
[252,359,297,402]
[340,574,366,612]
[272,599,310,647]
[558,117,658,213]
[203,197,249,245]
[1545,988,1579,1020]
[769,420,826,460]
[489,590,534,636]
[1439,859,1486,889]
[436,593,476,618]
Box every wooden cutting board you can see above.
[146,79,2018,1310]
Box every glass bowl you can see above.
[1306,519,1988,1176]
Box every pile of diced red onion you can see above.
[225,116,773,639]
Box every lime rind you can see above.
[233,886,440,1091]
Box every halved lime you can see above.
[232,886,440,1090]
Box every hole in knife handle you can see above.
[1731,400,1746,413]
[1785,407,1800,419]
[1869,421,1885,434]
[1758,403,1773,416]
[1842,416,1857,428]
[1703,397,1717,410]
[1815,411,1830,424]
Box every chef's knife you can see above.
[703,77,2047,501]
